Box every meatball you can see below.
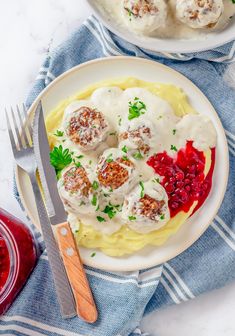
[121,0,167,34]
[58,165,98,214]
[64,102,109,151]
[122,180,170,233]
[176,0,224,29]
[97,148,136,195]
[119,118,156,157]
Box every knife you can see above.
[33,101,98,323]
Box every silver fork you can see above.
[5,105,76,318]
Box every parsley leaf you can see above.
[170,145,178,152]
[76,155,84,159]
[172,129,176,135]
[50,145,72,175]
[97,216,106,222]
[133,151,144,160]
[109,132,117,136]
[90,252,96,258]
[128,216,136,221]
[122,155,128,161]
[160,214,165,220]
[122,145,128,153]
[92,181,99,190]
[54,130,64,137]
[103,205,117,219]
[139,181,145,198]
[128,97,146,120]
[106,153,113,163]
[91,194,97,207]
[74,161,82,168]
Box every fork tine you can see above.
[10,106,23,149]
[22,104,33,146]
[5,108,18,154]
[23,103,33,139]
[16,105,27,147]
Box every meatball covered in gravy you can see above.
[97,148,136,195]
[121,0,167,34]
[64,101,109,151]
[176,0,224,29]
[58,165,98,214]
[122,180,170,233]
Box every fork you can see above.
[5,105,76,318]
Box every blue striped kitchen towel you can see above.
[1,15,235,336]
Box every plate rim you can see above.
[16,56,229,271]
[85,0,235,54]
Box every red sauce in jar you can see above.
[147,141,216,217]
[0,209,37,315]
[0,235,10,292]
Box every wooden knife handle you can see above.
[56,222,98,323]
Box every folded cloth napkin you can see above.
[1,15,235,336]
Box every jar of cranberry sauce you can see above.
[0,208,37,315]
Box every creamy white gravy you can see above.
[58,87,216,235]
[94,0,235,40]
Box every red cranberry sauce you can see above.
[147,141,216,217]
[0,235,10,292]
[0,209,37,315]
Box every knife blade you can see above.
[33,101,98,323]
[32,103,76,319]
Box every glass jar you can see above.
[0,208,37,315]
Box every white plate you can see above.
[86,0,235,53]
[16,57,229,271]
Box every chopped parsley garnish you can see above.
[90,252,96,258]
[139,181,145,198]
[172,129,176,135]
[103,193,110,198]
[128,97,146,120]
[109,132,117,136]
[122,155,128,161]
[102,203,121,219]
[118,115,122,126]
[122,145,128,153]
[128,216,136,221]
[91,194,97,207]
[89,160,92,165]
[50,145,72,176]
[54,130,64,137]
[80,201,86,206]
[97,216,106,222]
[95,205,100,212]
[76,155,84,159]
[133,151,143,160]
[157,115,163,120]
[103,205,117,219]
[126,7,134,17]
[92,181,99,190]
[75,229,79,233]
[153,178,160,183]
[160,214,165,220]
[170,145,178,152]
[74,161,82,168]
[106,153,113,163]
[231,0,235,3]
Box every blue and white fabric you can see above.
[1,15,235,336]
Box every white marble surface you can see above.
[0,1,234,335]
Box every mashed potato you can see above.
[46,77,212,256]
